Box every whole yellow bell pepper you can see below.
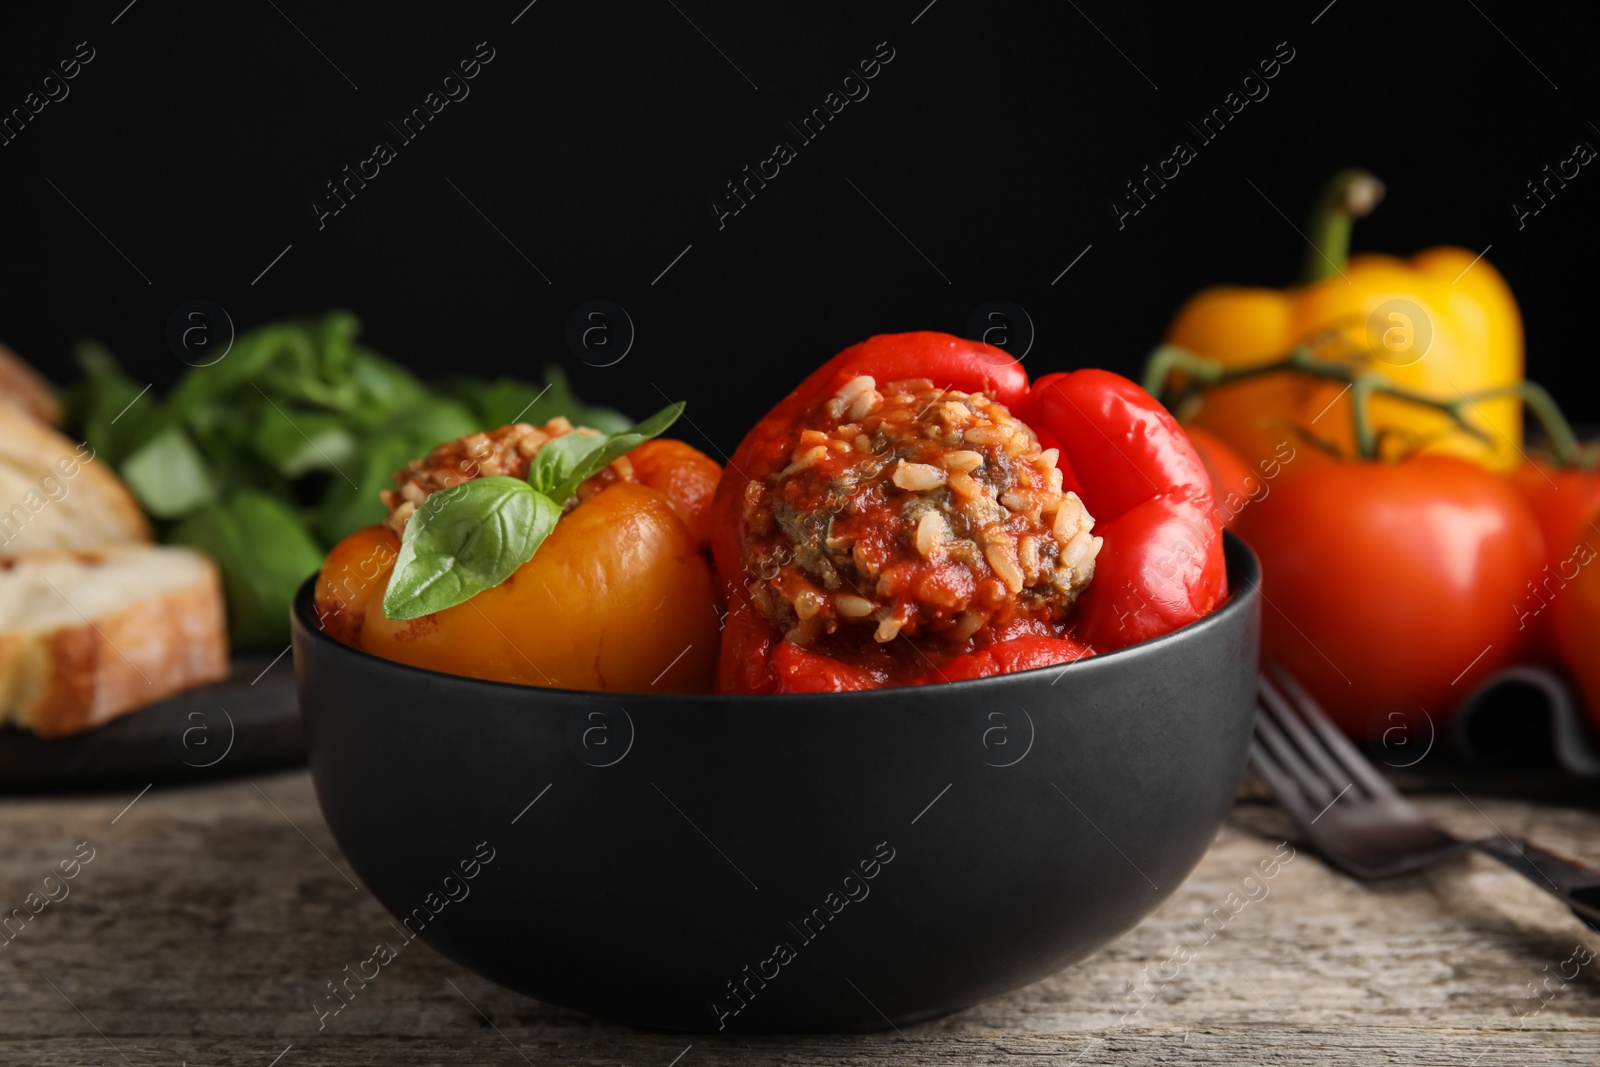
[1161,170,1523,469]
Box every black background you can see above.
[1,0,1595,456]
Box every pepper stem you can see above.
[1349,375,1378,460]
[1140,344,1221,397]
[1143,344,1496,461]
[1466,381,1585,467]
[1301,170,1386,285]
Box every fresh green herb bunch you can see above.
[62,310,628,647]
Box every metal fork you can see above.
[1250,662,1600,931]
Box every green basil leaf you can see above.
[528,430,606,497]
[249,408,359,478]
[342,346,431,422]
[382,476,560,620]
[545,401,686,502]
[62,341,152,468]
[169,491,325,648]
[311,401,478,545]
[119,425,219,519]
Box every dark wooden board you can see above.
[0,650,303,792]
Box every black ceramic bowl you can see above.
[292,532,1260,1033]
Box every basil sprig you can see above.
[529,401,685,503]
[381,403,685,620]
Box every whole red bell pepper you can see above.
[710,332,1226,693]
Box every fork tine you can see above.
[1254,700,1335,807]
[1248,738,1317,829]
[1258,673,1358,798]
[1266,661,1398,800]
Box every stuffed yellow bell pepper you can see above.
[1161,170,1523,469]
[315,423,724,693]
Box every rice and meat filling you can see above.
[740,375,1102,652]
[380,418,626,533]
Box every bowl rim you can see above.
[292,531,1259,705]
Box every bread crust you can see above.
[0,406,151,559]
[0,343,62,426]
[0,548,230,737]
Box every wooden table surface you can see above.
[1,770,1597,1066]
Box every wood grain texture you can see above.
[0,771,1597,1065]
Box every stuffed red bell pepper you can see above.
[709,332,1226,693]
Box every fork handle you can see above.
[1472,837,1600,932]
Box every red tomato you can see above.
[1235,454,1544,739]
[1551,510,1600,728]
[1508,460,1600,657]
[1186,426,1300,530]
[1187,427,1255,529]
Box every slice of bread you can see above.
[0,545,229,737]
[0,405,150,559]
[0,342,62,426]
